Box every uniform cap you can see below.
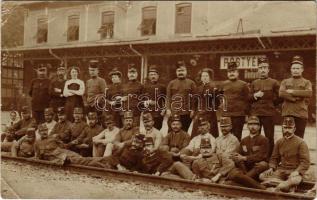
[26,128,36,136]
[21,106,30,114]
[37,64,47,72]
[292,55,303,65]
[144,137,154,145]
[170,114,181,122]
[258,57,269,66]
[44,107,54,115]
[57,107,65,115]
[176,60,186,69]
[88,59,99,69]
[108,68,122,78]
[38,123,48,131]
[227,62,238,71]
[124,111,133,119]
[73,107,83,114]
[220,117,232,127]
[128,64,137,72]
[200,137,212,148]
[134,133,145,143]
[247,116,260,124]
[142,112,153,123]
[198,116,208,126]
[57,66,66,71]
[282,116,295,127]
[87,112,98,120]
[148,65,158,74]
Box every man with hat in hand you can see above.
[49,65,66,118]
[230,116,269,180]
[249,57,280,156]
[215,117,240,155]
[143,65,166,129]
[11,127,36,158]
[93,115,120,157]
[106,67,123,128]
[166,61,196,131]
[29,64,51,124]
[85,60,107,122]
[142,112,163,151]
[160,114,190,157]
[121,64,144,127]
[259,116,310,192]
[50,107,72,144]
[220,62,249,141]
[279,55,312,138]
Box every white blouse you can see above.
[63,79,85,97]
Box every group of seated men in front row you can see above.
[1,105,312,193]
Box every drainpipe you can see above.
[129,44,147,83]
[49,48,65,67]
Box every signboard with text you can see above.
[220,55,266,69]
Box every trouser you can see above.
[293,117,307,138]
[239,161,269,179]
[161,161,195,180]
[231,116,245,141]
[180,114,192,132]
[69,156,116,169]
[228,168,266,189]
[32,110,45,124]
[258,116,275,157]
[1,141,13,152]
[93,143,115,157]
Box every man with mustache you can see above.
[50,107,73,144]
[220,62,249,141]
[142,112,162,150]
[166,61,196,131]
[142,65,166,129]
[259,117,310,192]
[11,128,36,158]
[230,116,269,180]
[249,57,280,156]
[279,55,312,138]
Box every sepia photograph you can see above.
[1,0,316,199]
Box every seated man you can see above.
[142,112,162,150]
[68,112,103,157]
[50,107,72,144]
[93,115,120,157]
[141,137,194,180]
[180,116,216,167]
[230,116,269,179]
[11,128,36,158]
[259,117,310,192]
[215,117,240,155]
[43,107,57,135]
[160,114,190,157]
[192,137,265,189]
[1,126,16,152]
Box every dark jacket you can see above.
[142,81,166,117]
[49,78,66,109]
[29,78,51,111]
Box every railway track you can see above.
[1,154,315,199]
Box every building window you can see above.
[67,14,79,41]
[36,18,48,43]
[140,6,156,36]
[98,11,114,39]
[175,3,191,34]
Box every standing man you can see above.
[249,57,280,155]
[279,55,312,138]
[220,62,249,141]
[143,65,166,129]
[49,65,66,117]
[121,65,143,127]
[85,60,107,123]
[166,61,196,131]
[29,64,51,124]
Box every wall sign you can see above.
[220,55,266,69]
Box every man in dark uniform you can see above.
[230,116,269,180]
[106,67,123,128]
[279,55,312,138]
[143,65,166,129]
[249,57,280,156]
[49,65,66,119]
[160,114,191,157]
[121,64,144,127]
[260,117,310,192]
[11,127,36,158]
[29,64,51,124]
[166,61,196,131]
[50,107,73,144]
[85,60,107,122]
[70,112,103,156]
[220,62,249,141]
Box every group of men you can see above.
[1,54,313,193]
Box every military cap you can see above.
[87,112,98,120]
[282,116,295,127]
[37,64,47,72]
[38,123,48,131]
[124,111,133,119]
[73,107,83,114]
[292,55,303,65]
[200,137,212,148]
[220,117,232,127]
[57,107,65,115]
[247,116,260,124]
[170,114,181,122]
[258,57,269,66]
[57,65,66,71]
[142,112,153,123]
[128,64,137,72]
[26,128,36,136]
[134,133,145,143]
[144,137,154,145]
[44,107,54,115]
[176,60,186,69]
[21,106,30,114]
[148,65,158,74]
[197,116,209,126]
[104,115,114,122]
[108,67,122,78]
[227,62,238,71]
[88,59,99,69]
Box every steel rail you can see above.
[1,154,315,200]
